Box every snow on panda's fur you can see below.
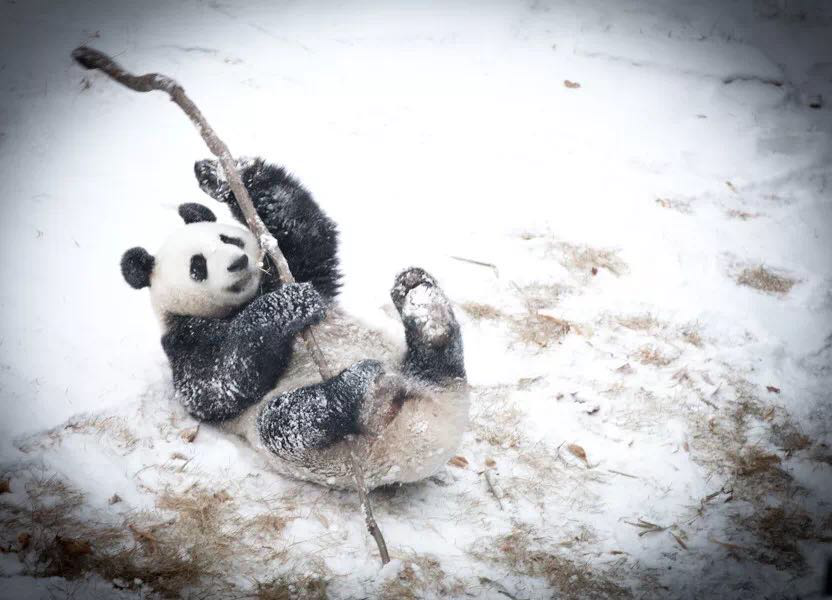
[121,158,469,488]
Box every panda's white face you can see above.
[150,222,262,320]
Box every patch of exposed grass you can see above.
[617,313,661,331]
[557,242,628,277]
[380,554,464,599]
[519,233,628,278]
[655,197,693,214]
[725,208,761,220]
[256,575,329,600]
[510,313,571,348]
[470,385,524,449]
[634,346,675,367]
[681,327,703,347]
[471,526,632,600]
[736,266,796,295]
[745,505,815,571]
[0,469,309,598]
[461,293,572,349]
[459,301,505,321]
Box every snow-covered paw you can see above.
[391,268,454,348]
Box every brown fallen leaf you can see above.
[0,479,10,494]
[564,80,581,89]
[449,455,469,469]
[485,458,497,469]
[108,493,122,505]
[17,532,31,551]
[567,443,589,467]
[180,425,199,443]
[762,407,775,421]
[766,385,780,394]
[56,536,92,556]
[591,267,598,276]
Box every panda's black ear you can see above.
[178,203,217,225]
[121,247,155,289]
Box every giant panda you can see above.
[121,158,469,489]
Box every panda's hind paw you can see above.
[390,267,438,312]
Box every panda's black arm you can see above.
[228,282,327,339]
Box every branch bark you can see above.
[71,46,389,564]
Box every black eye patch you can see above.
[190,254,208,281]
[219,234,244,249]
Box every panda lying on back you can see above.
[121,158,469,488]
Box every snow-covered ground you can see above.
[2,1,831,598]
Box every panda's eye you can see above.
[190,254,208,282]
[219,234,244,249]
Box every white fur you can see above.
[150,222,262,323]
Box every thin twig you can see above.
[348,438,390,563]
[482,469,504,510]
[71,46,389,564]
[450,255,499,278]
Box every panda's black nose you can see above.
[228,254,249,272]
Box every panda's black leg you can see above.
[257,360,383,461]
[391,268,466,385]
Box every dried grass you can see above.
[744,506,815,571]
[681,328,703,347]
[256,575,329,600]
[557,242,628,277]
[725,208,761,220]
[379,554,464,600]
[736,266,796,295]
[470,385,524,449]
[617,313,661,331]
[634,346,675,367]
[655,197,693,214]
[459,301,505,321]
[510,313,571,348]
[471,526,632,600]
[461,293,572,349]
[0,469,308,598]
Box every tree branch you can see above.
[71,46,389,564]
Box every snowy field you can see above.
[1,1,831,598]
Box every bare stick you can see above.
[71,46,390,564]
[348,437,390,563]
[482,469,504,511]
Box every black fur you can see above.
[121,247,155,289]
[194,158,341,300]
[162,283,326,422]
[391,268,466,384]
[178,202,217,224]
[258,360,384,457]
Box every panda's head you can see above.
[121,203,262,322]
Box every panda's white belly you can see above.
[221,308,470,489]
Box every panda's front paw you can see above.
[194,159,231,202]
[269,282,327,332]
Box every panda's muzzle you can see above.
[228,254,249,272]
[226,271,253,293]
